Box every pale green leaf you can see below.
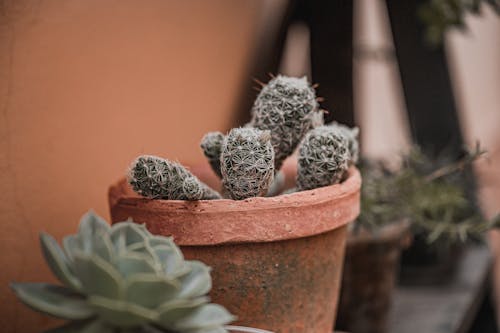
[125,274,179,308]
[73,253,122,298]
[173,304,235,331]
[88,295,156,328]
[40,233,82,291]
[10,283,94,320]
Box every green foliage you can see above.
[296,125,351,191]
[250,75,323,170]
[220,128,275,200]
[11,212,235,333]
[129,155,221,200]
[356,144,500,243]
[419,0,500,45]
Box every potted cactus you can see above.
[108,75,362,333]
[10,212,239,333]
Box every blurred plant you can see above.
[356,144,500,243]
[129,155,221,200]
[220,128,275,200]
[11,212,235,333]
[250,75,323,170]
[419,0,500,45]
[296,126,351,191]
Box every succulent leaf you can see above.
[12,211,234,332]
[78,211,111,239]
[125,274,180,308]
[88,296,156,328]
[177,261,212,299]
[173,304,236,331]
[10,283,94,320]
[40,233,82,291]
[110,223,149,253]
[72,253,122,299]
[156,297,210,328]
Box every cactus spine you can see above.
[220,128,275,200]
[296,126,351,191]
[129,155,221,200]
[250,75,323,170]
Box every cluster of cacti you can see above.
[127,75,358,201]
[250,75,323,170]
[11,212,235,333]
[220,128,275,200]
[129,155,220,200]
[296,126,352,191]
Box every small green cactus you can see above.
[296,126,351,191]
[220,128,275,200]
[328,122,359,164]
[11,212,235,333]
[129,155,221,200]
[250,75,323,170]
[200,131,225,178]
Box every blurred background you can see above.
[0,0,499,332]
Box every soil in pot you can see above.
[399,232,464,285]
[335,222,410,333]
[108,166,361,333]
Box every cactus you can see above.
[296,126,351,191]
[200,131,225,178]
[328,122,359,164]
[11,212,235,333]
[129,155,220,200]
[250,75,323,170]
[220,128,275,200]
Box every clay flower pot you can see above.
[336,222,410,333]
[108,165,361,333]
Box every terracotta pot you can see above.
[108,165,361,333]
[336,222,410,333]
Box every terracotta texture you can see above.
[336,223,409,333]
[108,167,361,333]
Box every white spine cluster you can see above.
[220,128,275,200]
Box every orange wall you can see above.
[0,1,261,332]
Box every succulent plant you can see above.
[250,75,323,170]
[11,212,235,333]
[328,122,359,165]
[220,128,275,200]
[296,126,351,191]
[129,155,221,200]
[200,131,225,178]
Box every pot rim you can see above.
[108,167,361,245]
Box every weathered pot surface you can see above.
[336,222,410,333]
[108,165,361,333]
